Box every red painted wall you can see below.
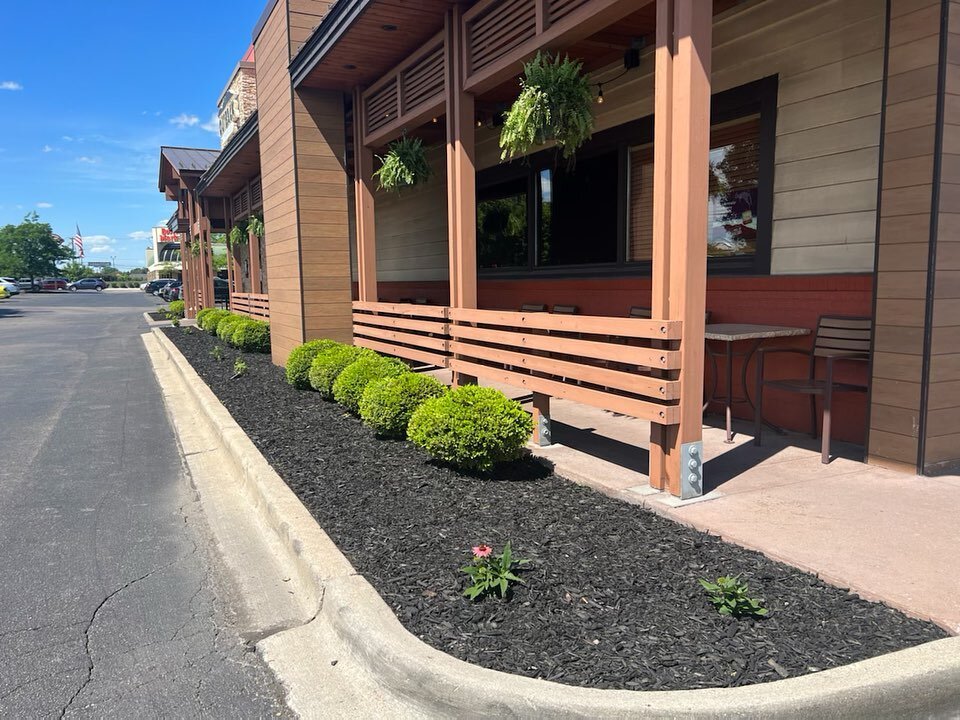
[361,274,874,444]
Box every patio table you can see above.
[704,323,811,443]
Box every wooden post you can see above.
[202,198,215,308]
[249,227,262,295]
[649,0,711,497]
[184,182,198,317]
[353,86,378,303]
[446,7,478,386]
[532,392,552,446]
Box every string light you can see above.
[597,84,604,104]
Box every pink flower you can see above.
[472,544,492,558]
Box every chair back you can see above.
[813,315,872,357]
[520,303,547,312]
[552,304,578,314]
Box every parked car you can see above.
[34,277,69,291]
[168,284,182,301]
[0,277,21,295]
[160,280,182,300]
[67,277,108,292]
[144,278,173,294]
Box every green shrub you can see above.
[217,314,246,342]
[407,386,533,472]
[199,308,231,334]
[232,319,271,353]
[166,300,185,319]
[308,345,374,399]
[359,372,447,437]
[333,355,408,414]
[286,339,342,390]
[196,308,213,327]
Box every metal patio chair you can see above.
[754,315,872,464]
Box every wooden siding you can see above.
[294,87,354,343]
[367,0,887,283]
[257,0,303,363]
[289,0,330,59]
[924,0,960,471]
[869,0,943,469]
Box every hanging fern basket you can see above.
[229,219,249,247]
[373,135,432,192]
[248,214,264,239]
[499,51,594,162]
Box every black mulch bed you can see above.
[163,326,947,691]
[148,311,170,322]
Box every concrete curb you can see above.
[151,327,960,719]
[143,310,172,327]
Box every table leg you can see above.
[741,339,787,435]
[703,341,719,413]
[725,341,734,443]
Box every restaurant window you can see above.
[628,115,763,262]
[478,176,528,269]
[538,151,619,266]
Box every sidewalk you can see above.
[429,369,960,634]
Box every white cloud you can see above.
[127,230,152,240]
[84,235,116,254]
[42,145,55,153]
[36,202,53,208]
[170,113,200,128]
[76,156,99,164]
[0,81,23,91]
[201,113,220,134]
[62,135,74,142]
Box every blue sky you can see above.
[0,1,263,269]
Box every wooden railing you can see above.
[353,301,451,367]
[231,292,270,320]
[351,302,683,425]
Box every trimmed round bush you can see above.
[200,308,231,334]
[359,372,447,438]
[285,339,342,389]
[333,355,408,414]
[231,319,271,353]
[196,307,213,327]
[167,300,185,319]
[216,314,245,342]
[308,345,374,399]
[407,385,533,472]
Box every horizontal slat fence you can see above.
[447,308,682,423]
[231,292,270,320]
[352,301,451,367]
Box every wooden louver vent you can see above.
[232,188,250,220]
[365,82,399,134]
[546,0,589,24]
[467,0,537,73]
[250,177,263,209]
[401,44,445,111]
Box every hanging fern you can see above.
[374,135,432,192]
[229,219,249,247]
[248,213,264,239]
[500,52,594,162]
[190,240,201,257]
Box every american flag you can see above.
[72,224,84,258]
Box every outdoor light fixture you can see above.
[381,23,398,31]
[343,64,357,70]
[596,85,605,104]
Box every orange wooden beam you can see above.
[353,86,379,303]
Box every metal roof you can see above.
[160,146,221,173]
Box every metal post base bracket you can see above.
[680,441,704,500]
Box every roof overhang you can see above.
[158,146,220,195]
[196,112,260,198]
[290,0,454,91]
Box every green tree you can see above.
[61,260,95,281]
[0,213,73,280]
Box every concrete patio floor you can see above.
[428,369,960,635]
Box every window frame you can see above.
[476,75,778,279]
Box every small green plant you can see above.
[699,576,768,618]
[308,345,374,399]
[196,308,212,326]
[231,319,271,353]
[460,542,529,600]
[217,314,246,342]
[359,372,447,437]
[332,354,408,415]
[190,240,201,256]
[500,51,594,162]
[166,300,185,319]
[374,135,432,192]
[407,385,533,472]
[171,317,180,327]
[210,345,224,362]
[286,339,342,390]
[229,219,249,246]
[232,357,248,378]
[248,213,264,239]
[199,308,231,334]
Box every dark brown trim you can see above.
[865,0,892,464]
[253,0,282,44]
[917,0,951,474]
